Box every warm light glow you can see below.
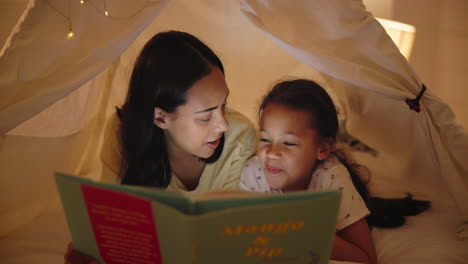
[377,18,416,59]
[105,10,109,16]
[67,30,74,38]
[80,0,84,4]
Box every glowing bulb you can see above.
[67,30,74,38]
[105,10,109,16]
[80,0,84,4]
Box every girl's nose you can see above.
[265,144,281,159]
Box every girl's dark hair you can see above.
[260,79,370,216]
[117,30,225,188]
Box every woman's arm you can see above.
[99,113,122,184]
[64,243,99,264]
[217,108,257,190]
[331,218,378,264]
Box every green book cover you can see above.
[55,173,341,264]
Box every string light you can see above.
[67,28,74,38]
[85,0,150,19]
[104,0,109,16]
[68,0,74,38]
[46,0,150,38]
[45,0,74,39]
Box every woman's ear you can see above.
[317,137,334,161]
[154,107,169,129]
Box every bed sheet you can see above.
[1,189,466,264]
[0,209,70,264]
[354,151,468,264]
[0,151,466,264]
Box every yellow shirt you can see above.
[100,108,257,197]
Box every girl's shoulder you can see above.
[316,155,347,174]
[242,155,263,176]
[310,155,350,190]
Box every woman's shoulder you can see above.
[225,108,255,130]
[224,108,257,145]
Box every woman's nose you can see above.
[215,110,228,133]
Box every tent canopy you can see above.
[0,1,467,263]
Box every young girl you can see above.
[240,79,378,264]
[65,30,257,263]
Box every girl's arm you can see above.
[331,218,378,264]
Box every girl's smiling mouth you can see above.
[266,166,282,174]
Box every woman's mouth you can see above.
[206,138,220,149]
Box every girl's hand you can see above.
[64,242,99,264]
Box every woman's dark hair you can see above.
[117,30,225,188]
[259,79,370,202]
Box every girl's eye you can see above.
[259,138,270,143]
[283,141,297,146]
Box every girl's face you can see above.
[155,68,229,159]
[257,103,330,191]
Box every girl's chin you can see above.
[265,177,285,190]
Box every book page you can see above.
[192,190,338,215]
[81,184,163,264]
[193,190,262,200]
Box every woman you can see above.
[65,30,257,263]
[100,30,256,194]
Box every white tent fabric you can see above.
[0,0,169,134]
[240,0,468,231]
[0,0,170,238]
[1,0,467,263]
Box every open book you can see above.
[55,173,341,264]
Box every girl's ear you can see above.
[154,107,170,129]
[317,137,334,161]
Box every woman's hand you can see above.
[64,242,99,264]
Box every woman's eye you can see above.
[259,138,270,143]
[200,116,212,122]
[283,141,297,146]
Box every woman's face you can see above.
[257,103,329,191]
[156,68,229,159]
